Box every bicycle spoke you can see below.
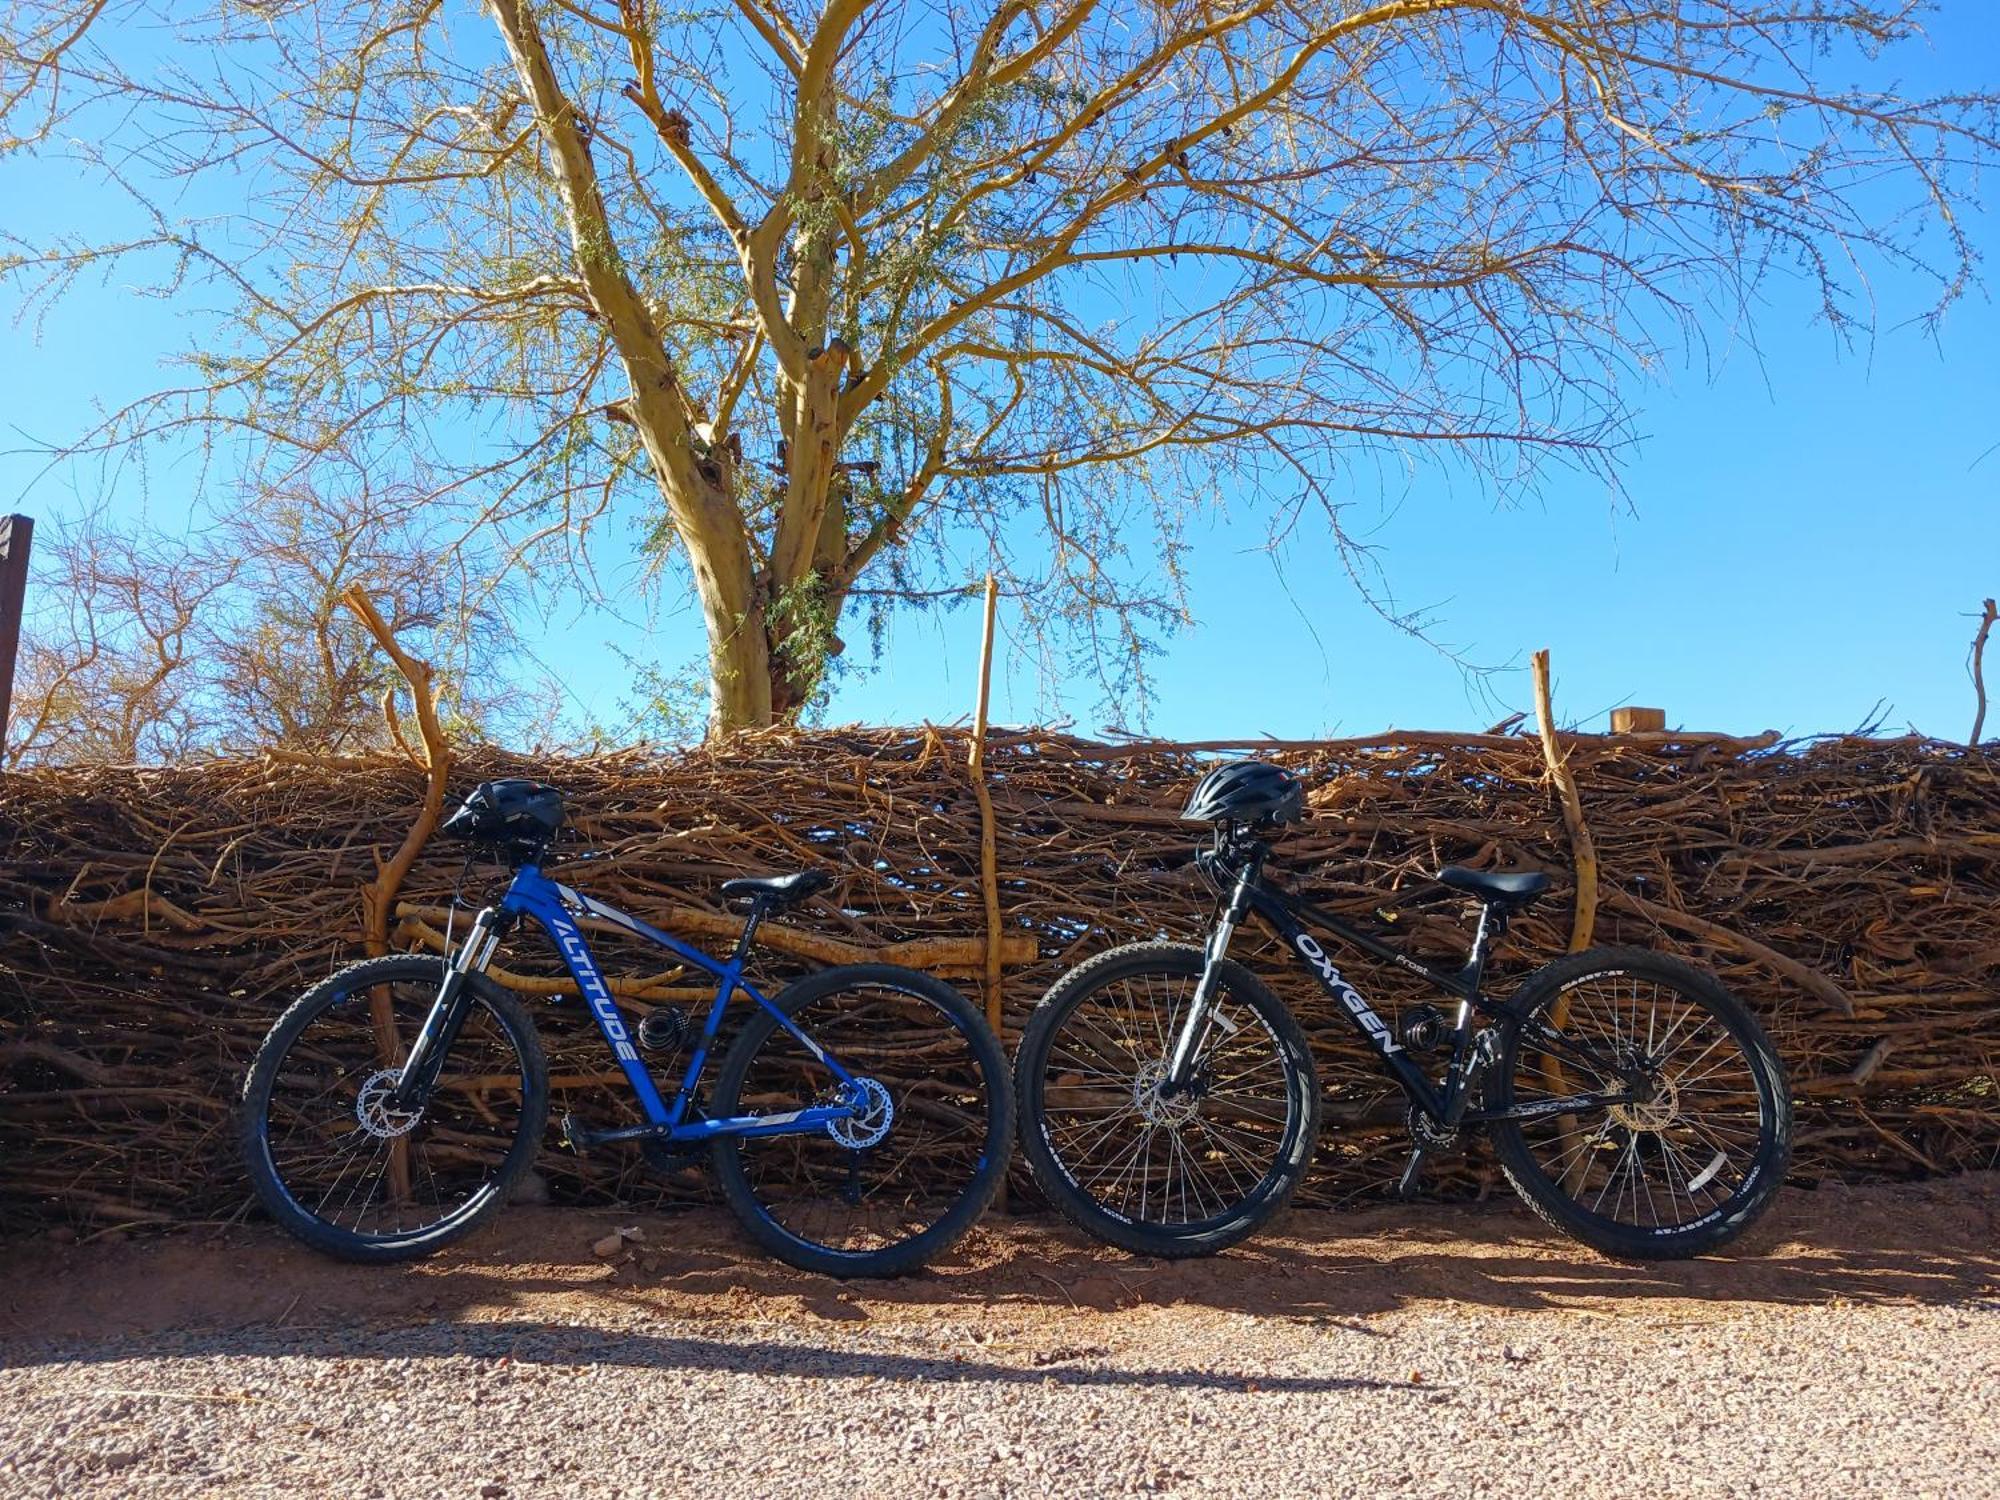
[722,980,998,1261]
[1038,965,1298,1229]
[256,971,532,1245]
[1505,967,1777,1239]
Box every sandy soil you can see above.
[2,1175,1996,1498]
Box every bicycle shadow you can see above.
[0,1311,1430,1394]
[573,1176,2000,1324]
[2,1174,1992,1370]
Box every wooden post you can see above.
[0,514,35,758]
[340,584,453,1205]
[1530,648,1597,1189]
[966,576,1004,1038]
[1971,599,1997,745]
[1531,650,1598,953]
[340,585,454,956]
[1610,706,1666,735]
[966,577,1006,1208]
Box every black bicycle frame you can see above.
[1174,843,1635,1130]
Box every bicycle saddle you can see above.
[719,869,833,909]
[1435,865,1551,904]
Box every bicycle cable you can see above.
[440,847,482,964]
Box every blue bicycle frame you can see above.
[395,864,861,1146]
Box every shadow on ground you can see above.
[3,1173,1993,1372]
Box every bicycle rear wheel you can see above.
[1014,943,1320,1258]
[240,956,548,1263]
[708,963,1012,1278]
[1488,947,1791,1259]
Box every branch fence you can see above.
[2,724,1995,1232]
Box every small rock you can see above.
[479,1485,508,1499]
[590,1233,626,1259]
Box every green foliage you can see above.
[3,0,1993,740]
[595,646,710,748]
[767,569,846,718]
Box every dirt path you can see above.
[3,1175,1996,1499]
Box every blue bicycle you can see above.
[240,779,1013,1277]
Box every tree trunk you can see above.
[493,0,782,737]
[704,594,776,731]
[656,461,777,733]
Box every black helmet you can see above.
[441,779,566,852]
[1180,760,1304,828]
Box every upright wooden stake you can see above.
[1970,598,1997,745]
[0,514,36,759]
[1530,648,1597,1188]
[1530,649,1597,953]
[341,585,454,956]
[340,584,453,1206]
[967,575,1004,1039]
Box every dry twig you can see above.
[2,725,1994,1230]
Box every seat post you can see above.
[1457,901,1508,994]
[731,902,768,964]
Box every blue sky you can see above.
[2,7,1996,746]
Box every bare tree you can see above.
[5,491,557,767]
[7,513,236,765]
[205,482,547,755]
[5,1,1994,730]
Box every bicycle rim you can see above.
[716,977,1002,1263]
[255,972,535,1244]
[1502,967,1778,1234]
[1039,965,1302,1229]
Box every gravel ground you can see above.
[3,1175,1995,1499]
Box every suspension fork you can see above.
[389,906,504,1110]
[1164,852,1259,1091]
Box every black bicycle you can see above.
[1015,760,1792,1260]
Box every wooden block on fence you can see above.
[1611,706,1666,734]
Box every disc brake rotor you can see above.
[1608,1073,1680,1133]
[355,1067,424,1139]
[825,1077,894,1149]
[1132,1060,1201,1128]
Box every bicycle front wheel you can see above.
[240,955,548,1263]
[1015,943,1321,1258]
[1489,947,1791,1260]
[708,963,1012,1278]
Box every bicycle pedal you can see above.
[560,1113,598,1155]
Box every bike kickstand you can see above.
[1393,1144,1429,1199]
